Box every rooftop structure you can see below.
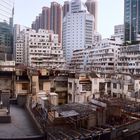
[34,96,140,140]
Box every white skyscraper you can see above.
[63,0,94,64]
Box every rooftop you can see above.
[0,105,41,139]
[52,102,103,118]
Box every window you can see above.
[68,82,72,89]
[69,94,72,101]
[119,84,121,89]
[113,83,117,89]
[22,83,28,90]
[107,82,111,88]
[82,84,91,91]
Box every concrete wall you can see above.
[111,82,129,98]
[107,106,121,117]
[15,83,29,95]
[43,82,51,93]
[97,109,106,126]
[68,78,75,103]
[1,93,10,108]
[32,76,39,94]
[134,80,140,91]
[68,78,93,103]
[87,114,96,128]
[48,95,58,106]
[17,94,27,107]
[0,79,12,90]
[90,78,105,94]
[0,115,11,123]
[16,83,22,93]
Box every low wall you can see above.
[0,115,11,123]
[0,135,44,140]
[25,96,44,135]
[17,94,27,107]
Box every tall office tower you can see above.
[50,2,62,43]
[124,0,140,42]
[0,0,14,60]
[85,0,98,31]
[63,0,94,64]
[63,1,70,18]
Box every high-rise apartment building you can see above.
[63,0,94,64]
[42,7,50,30]
[118,44,140,74]
[85,0,98,31]
[88,38,122,73]
[32,7,50,31]
[32,2,62,43]
[15,29,65,68]
[63,1,70,18]
[0,0,14,60]
[69,38,123,73]
[50,2,62,43]
[124,0,140,42]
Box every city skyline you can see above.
[14,0,124,38]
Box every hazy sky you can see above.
[14,0,124,38]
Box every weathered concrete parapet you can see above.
[0,90,11,123]
[25,96,44,135]
[17,94,27,107]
